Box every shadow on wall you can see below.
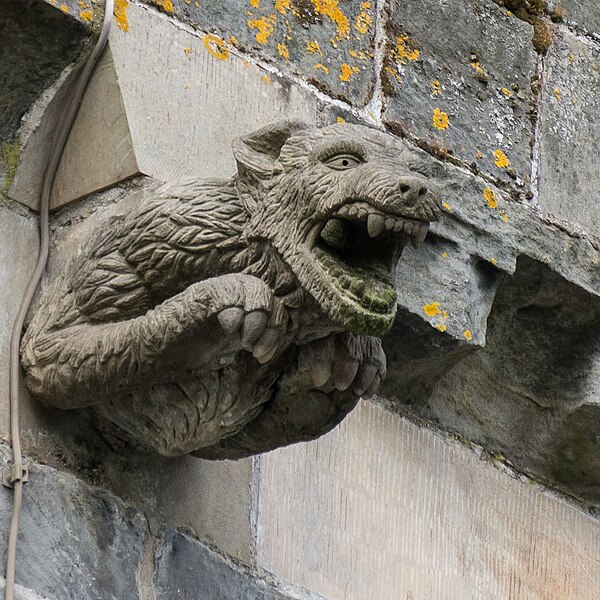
[385,255,600,505]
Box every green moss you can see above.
[0,142,20,196]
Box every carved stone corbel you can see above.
[21,121,440,458]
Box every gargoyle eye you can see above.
[323,154,363,171]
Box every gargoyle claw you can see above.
[241,311,269,348]
[217,307,244,334]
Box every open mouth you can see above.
[309,200,432,318]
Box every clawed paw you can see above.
[299,333,386,397]
[216,290,289,365]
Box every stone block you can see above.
[538,28,600,237]
[0,443,146,600]
[155,530,290,600]
[382,0,537,187]
[143,0,377,106]
[548,0,600,35]
[9,0,317,210]
[0,206,39,437]
[257,400,600,600]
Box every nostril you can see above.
[399,184,410,194]
[418,187,428,197]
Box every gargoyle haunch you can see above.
[21,121,440,459]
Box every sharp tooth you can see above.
[338,205,349,215]
[385,217,396,231]
[367,213,385,237]
[404,222,415,236]
[393,220,405,233]
[348,205,359,217]
[358,208,368,220]
[411,224,429,248]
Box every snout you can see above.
[384,175,440,222]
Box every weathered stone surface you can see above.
[143,0,377,106]
[382,0,536,187]
[0,0,94,198]
[418,256,600,504]
[547,0,600,35]
[0,579,49,600]
[0,206,38,437]
[10,0,318,210]
[155,529,290,600]
[257,400,600,600]
[0,443,146,600]
[538,28,600,237]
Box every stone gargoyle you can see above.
[21,121,440,459]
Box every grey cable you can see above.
[4,3,114,598]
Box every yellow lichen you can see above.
[490,258,497,265]
[391,35,420,64]
[500,87,513,97]
[464,330,473,341]
[339,63,359,81]
[306,40,323,56]
[354,7,372,35]
[553,88,561,101]
[337,116,345,123]
[250,0,260,7]
[432,108,449,130]
[275,0,291,14]
[441,251,449,258]
[277,43,289,59]
[442,200,453,212]
[202,34,230,60]
[79,8,93,21]
[262,74,271,86]
[183,46,192,57]
[314,63,329,74]
[312,0,350,40]
[153,0,174,12]
[483,187,497,209]
[436,323,447,332]
[248,17,275,44]
[60,3,69,13]
[114,0,129,31]
[493,149,510,168]
[431,80,442,96]
[499,209,509,223]
[470,60,488,81]
[475,149,484,159]
[423,302,441,318]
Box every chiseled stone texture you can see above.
[9,0,317,210]
[143,0,377,106]
[0,443,146,600]
[257,400,600,600]
[538,28,600,237]
[382,0,536,187]
[547,0,600,35]
[155,530,291,600]
[0,206,38,437]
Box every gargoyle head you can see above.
[234,120,440,337]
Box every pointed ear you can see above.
[233,120,310,184]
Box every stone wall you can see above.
[1,1,599,598]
